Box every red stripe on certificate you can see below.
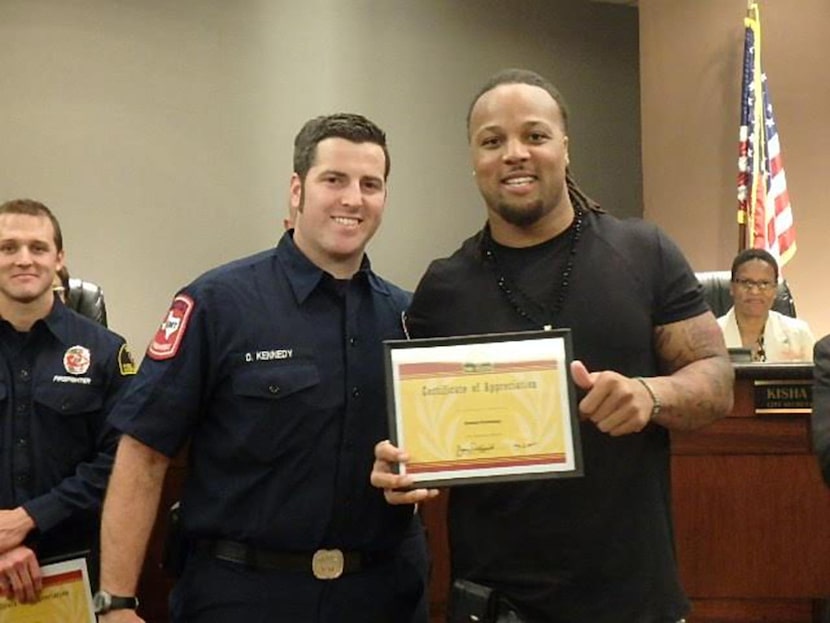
[42,569,83,588]
[407,453,567,473]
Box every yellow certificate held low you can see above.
[0,557,95,623]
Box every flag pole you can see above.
[748,1,763,253]
[735,0,797,267]
[737,1,756,253]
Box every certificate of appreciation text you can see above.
[384,330,582,487]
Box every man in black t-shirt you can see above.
[372,69,734,622]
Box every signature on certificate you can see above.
[456,442,496,457]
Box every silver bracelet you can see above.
[634,376,661,421]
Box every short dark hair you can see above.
[293,113,390,182]
[0,198,64,252]
[731,248,779,282]
[466,68,570,136]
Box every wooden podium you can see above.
[671,363,830,622]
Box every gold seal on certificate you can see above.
[384,329,583,487]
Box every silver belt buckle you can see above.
[312,549,344,580]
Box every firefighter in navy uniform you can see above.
[0,199,135,603]
[97,114,428,623]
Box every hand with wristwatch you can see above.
[92,590,139,618]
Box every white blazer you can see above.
[717,307,815,362]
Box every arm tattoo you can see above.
[652,312,734,430]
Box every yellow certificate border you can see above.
[384,329,582,487]
[0,557,95,623]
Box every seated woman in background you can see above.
[717,248,814,362]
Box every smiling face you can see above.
[469,82,572,241]
[0,213,64,314]
[290,137,387,278]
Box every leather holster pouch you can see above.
[161,501,188,577]
[449,579,530,623]
[448,579,498,623]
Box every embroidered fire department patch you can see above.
[64,345,91,375]
[147,294,194,361]
[118,344,137,375]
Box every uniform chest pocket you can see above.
[34,382,105,415]
[33,382,106,462]
[227,363,324,463]
[231,362,320,401]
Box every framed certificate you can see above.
[384,329,582,487]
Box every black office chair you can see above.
[695,270,797,318]
[66,277,108,327]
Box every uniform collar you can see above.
[275,231,391,304]
[38,299,73,344]
[0,298,71,344]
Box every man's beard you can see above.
[493,198,551,228]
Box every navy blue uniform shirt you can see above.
[0,300,132,560]
[109,233,416,552]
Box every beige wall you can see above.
[640,0,830,339]
[0,0,639,353]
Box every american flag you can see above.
[737,2,796,267]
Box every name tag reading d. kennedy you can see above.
[384,329,583,487]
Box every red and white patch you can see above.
[147,294,194,361]
[63,345,91,375]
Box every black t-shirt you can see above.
[407,209,707,622]
[486,215,578,328]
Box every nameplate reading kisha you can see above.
[753,379,813,414]
[383,330,582,487]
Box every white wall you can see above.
[0,0,639,353]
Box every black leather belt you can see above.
[197,539,392,580]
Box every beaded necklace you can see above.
[482,207,584,330]
[736,316,767,362]
[755,332,766,362]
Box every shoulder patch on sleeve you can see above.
[118,343,137,375]
[147,294,195,361]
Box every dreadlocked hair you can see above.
[469,70,603,215]
[566,169,603,213]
